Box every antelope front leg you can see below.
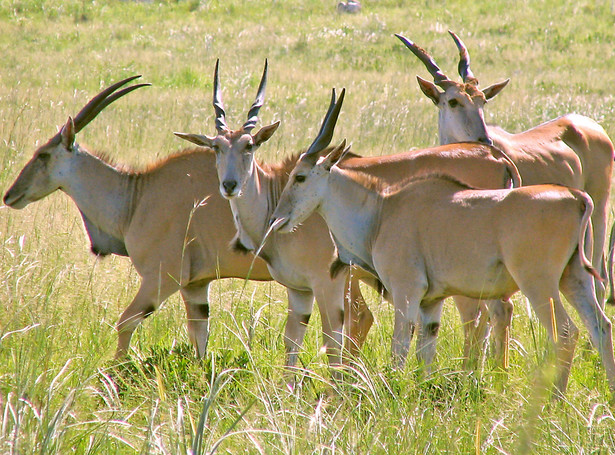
[390,287,422,369]
[284,288,315,370]
[180,281,212,358]
[416,300,444,372]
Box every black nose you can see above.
[223,180,237,194]
[478,136,493,146]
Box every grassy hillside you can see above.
[1,0,615,452]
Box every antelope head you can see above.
[270,88,348,234]
[3,76,150,209]
[396,31,509,145]
[174,60,280,199]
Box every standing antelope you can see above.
[175,60,525,370]
[396,31,615,303]
[270,90,615,396]
[175,60,352,372]
[3,76,279,359]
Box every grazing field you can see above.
[1,0,615,452]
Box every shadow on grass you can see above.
[98,343,252,403]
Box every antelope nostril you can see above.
[223,180,237,193]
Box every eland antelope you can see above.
[3,76,281,359]
[396,31,615,303]
[175,60,354,372]
[270,90,615,396]
[175,61,527,370]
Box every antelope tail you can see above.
[491,146,522,188]
[606,221,615,304]
[577,191,604,283]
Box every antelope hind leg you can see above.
[485,298,514,369]
[453,296,489,369]
[560,256,615,394]
[344,275,374,357]
[116,277,178,359]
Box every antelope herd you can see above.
[4,31,615,397]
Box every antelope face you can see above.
[216,125,279,199]
[4,123,75,209]
[272,87,347,233]
[271,141,347,234]
[397,31,509,146]
[175,122,279,200]
[174,59,279,200]
[434,82,492,145]
[271,159,327,233]
[212,130,255,199]
[4,76,148,210]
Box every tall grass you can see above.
[1,0,615,452]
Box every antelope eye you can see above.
[295,174,306,183]
[38,153,50,163]
[448,99,460,108]
[245,142,254,152]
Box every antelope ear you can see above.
[482,79,509,100]
[60,116,76,150]
[253,121,280,147]
[416,76,442,105]
[174,132,216,148]
[322,139,348,171]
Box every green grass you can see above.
[2,0,615,452]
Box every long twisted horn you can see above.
[303,88,345,161]
[448,31,478,85]
[50,75,150,145]
[243,59,268,132]
[395,34,452,87]
[213,59,229,133]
